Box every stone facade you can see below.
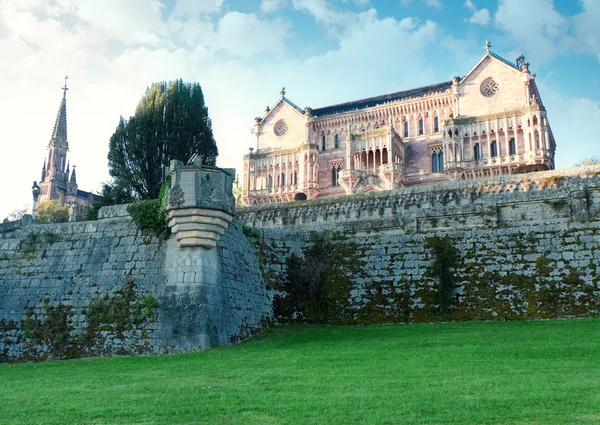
[242,45,555,206]
[34,78,97,219]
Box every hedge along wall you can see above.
[241,166,600,324]
[0,205,271,362]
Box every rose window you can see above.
[480,77,500,97]
[274,120,288,136]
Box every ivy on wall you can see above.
[127,177,171,239]
[8,277,161,362]
[277,233,365,324]
[425,235,459,315]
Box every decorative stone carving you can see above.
[168,185,185,208]
[480,77,500,97]
[165,160,236,249]
[273,119,288,137]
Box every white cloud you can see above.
[469,8,489,26]
[260,0,286,13]
[170,0,224,18]
[494,0,573,64]
[215,12,291,57]
[292,0,345,27]
[424,0,442,9]
[537,80,600,168]
[400,0,442,9]
[463,0,476,11]
[573,0,600,60]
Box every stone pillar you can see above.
[31,181,41,219]
[165,160,236,249]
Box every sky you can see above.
[1,0,599,219]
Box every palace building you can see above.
[241,43,556,206]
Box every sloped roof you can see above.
[279,96,304,114]
[311,80,453,118]
[77,189,102,201]
[462,50,521,84]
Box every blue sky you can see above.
[0,0,599,218]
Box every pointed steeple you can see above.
[49,75,69,148]
[69,165,77,184]
[41,158,47,181]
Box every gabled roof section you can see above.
[279,96,304,114]
[461,49,520,84]
[311,81,453,118]
[259,94,306,126]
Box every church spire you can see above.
[49,75,69,148]
[69,165,77,184]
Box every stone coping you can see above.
[238,164,600,214]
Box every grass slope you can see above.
[1,320,600,425]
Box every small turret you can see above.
[69,165,77,184]
[67,165,78,196]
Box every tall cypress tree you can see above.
[107,80,218,200]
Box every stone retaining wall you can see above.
[0,208,271,362]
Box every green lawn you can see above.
[1,320,600,425]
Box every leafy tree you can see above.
[7,205,30,221]
[108,79,218,200]
[574,156,600,167]
[36,200,69,223]
[81,182,136,221]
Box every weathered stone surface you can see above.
[0,213,271,362]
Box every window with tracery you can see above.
[274,119,288,136]
[431,148,444,173]
[331,163,342,186]
[480,77,500,97]
[490,141,498,157]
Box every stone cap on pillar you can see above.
[166,160,236,214]
[165,160,236,249]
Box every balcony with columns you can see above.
[339,125,405,194]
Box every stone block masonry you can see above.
[1,164,599,362]
[242,165,600,324]
[0,165,271,362]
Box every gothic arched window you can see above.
[490,141,498,157]
[418,119,424,135]
[434,116,439,133]
[438,151,444,172]
[334,134,339,149]
[322,135,326,151]
[432,152,439,173]
[268,175,273,188]
[403,121,409,138]
[509,138,516,155]
[474,143,481,160]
